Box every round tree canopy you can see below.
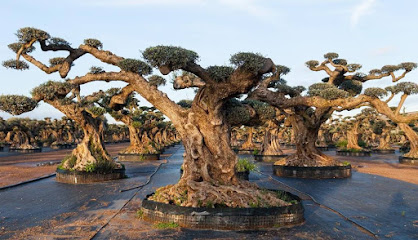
[0,95,38,115]
[364,87,388,98]
[142,45,199,71]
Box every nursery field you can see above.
[0,145,416,239]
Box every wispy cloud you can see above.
[371,46,395,56]
[350,0,376,27]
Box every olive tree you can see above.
[363,82,418,158]
[252,53,416,166]
[3,27,289,208]
[0,96,38,149]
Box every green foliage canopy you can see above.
[0,95,38,115]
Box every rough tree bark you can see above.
[241,127,257,150]
[346,121,362,150]
[376,127,392,150]
[152,89,288,207]
[261,122,283,155]
[398,123,418,158]
[280,112,336,167]
[118,116,159,154]
[47,100,118,171]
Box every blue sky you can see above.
[0,0,417,122]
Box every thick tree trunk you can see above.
[316,129,327,147]
[377,128,392,150]
[399,123,418,158]
[282,114,336,167]
[120,125,159,154]
[241,127,257,150]
[150,89,288,208]
[62,117,117,172]
[11,131,37,149]
[346,122,362,150]
[261,125,283,155]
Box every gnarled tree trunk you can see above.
[399,123,418,158]
[282,112,336,167]
[241,127,257,150]
[261,123,283,155]
[120,124,158,154]
[63,113,116,171]
[150,88,288,208]
[346,122,362,150]
[376,128,392,150]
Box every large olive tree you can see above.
[364,82,418,158]
[3,27,289,208]
[252,53,416,166]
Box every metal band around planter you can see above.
[141,191,304,230]
[254,154,288,162]
[399,156,418,165]
[118,153,160,161]
[56,168,126,184]
[273,165,352,179]
[336,150,371,157]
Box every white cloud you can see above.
[350,0,376,27]
[218,0,276,19]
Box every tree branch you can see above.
[385,92,395,103]
[395,94,408,115]
[21,53,61,74]
[79,44,124,66]
[68,72,188,122]
[109,84,135,109]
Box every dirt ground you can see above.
[350,159,418,184]
[0,143,129,188]
[1,144,417,188]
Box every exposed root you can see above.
[279,151,338,167]
[119,143,159,154]
[149,180,291,208]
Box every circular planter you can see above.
[372,149,395,154]
[236,170,249,180]
[8,148,42,153]
[118,153,160,161]
[141,191,304,230]
[273,164,352,179]
[56,168,126,184]
[399,156,418,165]
[254,154,288,162]
[336,150,371,157]
[233,149,259,155]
